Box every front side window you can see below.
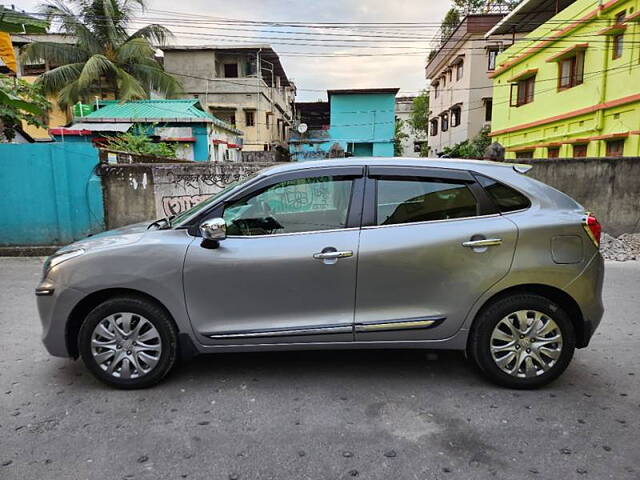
[223,176,353,236]
[456,61,464,81]
[558,52,584,89]
[376,178,478,226]
[548,147,560,158]
[441,113,449,132]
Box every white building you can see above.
[425,14,519,157]
[395,96,428,157]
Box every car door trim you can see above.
[205,323,353,339]
[355,315,446,333]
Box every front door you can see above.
[183,169,363,345]
[354,166,518,341]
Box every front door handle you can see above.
[313,250,353,260]
[462,238,503,248]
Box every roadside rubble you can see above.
[600,233,640,262]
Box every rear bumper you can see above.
[36,284,85,357]
[566,252,605,348]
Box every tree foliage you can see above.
[103,126,177,158]
[394,117,409,156]
[0,75,49,141]
[20,0,181,109]
[442,125,492,159]
[440,8,461,44]
[408,89,429,136]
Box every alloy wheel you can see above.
[489,310,563,378]
[90,312,162,379]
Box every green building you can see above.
[488,0,640,159]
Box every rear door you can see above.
[354,166,518,341]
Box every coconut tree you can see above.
[20,0,181,109]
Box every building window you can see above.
[512,76,535,106]
[451,106,461,127]
[442,74,447,87]
[456,61,464,81]
[613,34,624,59]
[245,110,255,127]
[447,69,452,83]
[515,150,534,159]
[488,49,499,71]
[548,147,560,158]
[441,113,449,132]
[430,118,438,136]
[558,51,584,90]
[433,82,439,99]
[573,143,588,157]
[606,139,625,157]
[615,10,626,23]
[224,63,239,78]
[484,99,493,122]
[265,114,270,129]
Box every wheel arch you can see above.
[66,288,180,359]
[468,284,587,350]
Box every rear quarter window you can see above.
[476,174,531,213]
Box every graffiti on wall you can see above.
[161,194,212,216]
[152,163,273,219]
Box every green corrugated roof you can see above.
[80,99,242,134]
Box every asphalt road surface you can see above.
[1,257,639,480]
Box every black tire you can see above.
[78,296,178,389]
[469,293,576,389]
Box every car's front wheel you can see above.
[78,296,177,389]
[469,294,576,389]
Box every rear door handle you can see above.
[462,238,503,248]
[313,250,353,260]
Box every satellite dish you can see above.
[297,123,308,134]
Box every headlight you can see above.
[42,249,85,280]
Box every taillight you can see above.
[582,212,601,247]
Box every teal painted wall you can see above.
[329,92,396,156]
[0,143,104,246]
[290,92,397,161]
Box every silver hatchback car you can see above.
[36,158,604,389]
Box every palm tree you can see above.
[20,0,181,109]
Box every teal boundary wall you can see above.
[0,143,104,246]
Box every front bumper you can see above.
[36,283,86,357]
[565,252,605,348]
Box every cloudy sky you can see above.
[15,0,451,101]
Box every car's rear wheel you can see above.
[469,294,576,389]
[78,296,177,389]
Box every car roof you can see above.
[262,157,531,177]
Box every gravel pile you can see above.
[600,233,640,261]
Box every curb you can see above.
[0,246,60,257]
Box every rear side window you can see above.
[476,175,531,212]
[376,178,478,226]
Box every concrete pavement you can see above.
[1,257,639,479]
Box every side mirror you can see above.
[200,218,227,242]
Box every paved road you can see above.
[1,258,639,480]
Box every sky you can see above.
[12,0,452,101]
